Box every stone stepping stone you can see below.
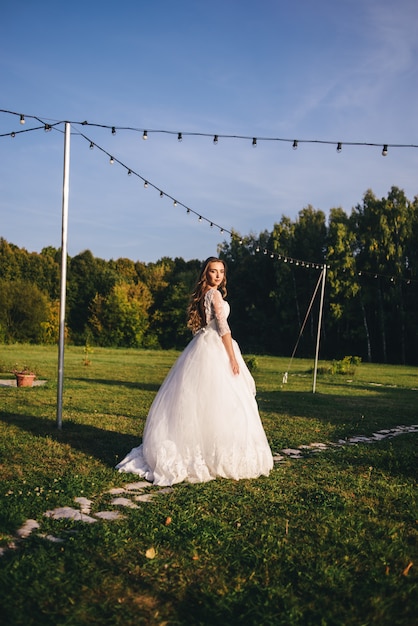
[40,534,65,543]
[16,519,40,538]
[44,506,97,523]
[95,510,125,520]
[124,481,150,490]
[110,497,139,509]
[74,497,93,513]
[134,493,155,503]
[282,448,304,457]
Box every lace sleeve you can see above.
[211,289,231,337]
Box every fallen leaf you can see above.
[165,516,172,526]
[145,547,156,559]
[402,561,413,576]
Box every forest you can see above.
[1,186,417,365]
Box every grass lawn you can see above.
[0,344,417,625]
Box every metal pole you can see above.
[313,263,327,393]
[57,122,71,428]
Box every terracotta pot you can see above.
[15,373,36,387]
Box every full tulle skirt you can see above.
[116,322,273,486]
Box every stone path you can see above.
[1,423,417,557]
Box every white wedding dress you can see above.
[116,288,273,486]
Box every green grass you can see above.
[0,344,417,625]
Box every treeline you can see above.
[1,186,417,365]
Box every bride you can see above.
[116,257,273,486]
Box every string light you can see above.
[337,142,342,153]
[1,110,412,286]
[2,109,417,153]
[75,128,417,284]
[177,132,182,142]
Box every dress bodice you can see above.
[204,288,231,337]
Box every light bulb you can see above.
[144,181,148,188]
[11,132,15,138]
[213,135,218,144]
[112,127,116,135]
[142,130,148,140]
[89,142,94,149]
[160,191,164,198]
[252,137,257,147]
[109,156,114,164]
[336,142,342,153]
[177,132,182,142]
[20,114,25,125]
[382,144,388,156]
[127,169,132,176]
[292,140,298,150]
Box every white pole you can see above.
[313,263,327,393]
[57,122,71,429]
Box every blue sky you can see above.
[1,0,417,263]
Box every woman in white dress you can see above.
[116,257,273,486]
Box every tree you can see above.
[326,208,366,359]
[88,281,152,347]
[0,279,50,343]
[67,250,119,342]
[351,187,415,363]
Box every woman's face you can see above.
[206,261,225,288]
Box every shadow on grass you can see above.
[257,386,418,428]
[70,377,160,392]
[0,410,140,468]
[329,435,418,481]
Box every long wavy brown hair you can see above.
[187,257,227,333]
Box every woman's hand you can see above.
[230,357,240,375]
[222,332,240,375]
